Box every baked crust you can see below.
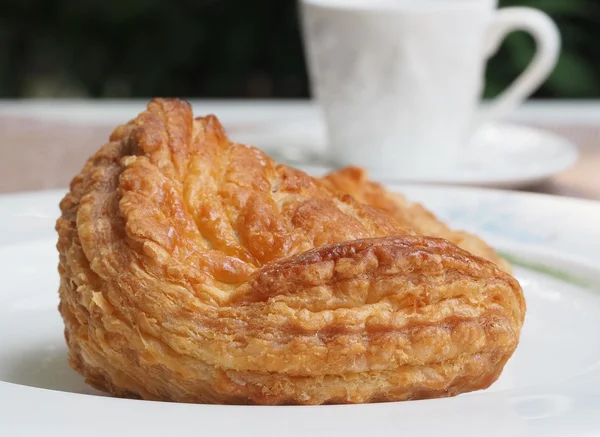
[324,166,512,272]
[56,98,525,405]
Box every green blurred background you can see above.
[1,0,598,98]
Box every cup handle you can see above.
[475,7,560,127]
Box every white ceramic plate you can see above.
[1,187,599,436]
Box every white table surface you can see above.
[1,99,600,124]
[0,99,598,198]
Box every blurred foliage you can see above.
[0,0,599,98]
[485,0,600,98]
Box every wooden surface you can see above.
[1,115,599,200]
[525,124,600,200]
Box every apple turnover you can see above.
[56,98,525,405]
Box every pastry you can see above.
[323,166,512,272]
[56,98,526,405]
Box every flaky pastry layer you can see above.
[56,99,525,405]
[324,167,512,272]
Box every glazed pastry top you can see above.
[324,166,512,272]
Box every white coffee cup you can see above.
[301,0,560,176]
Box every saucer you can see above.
[427,122,579,189]
[242,121,579,189]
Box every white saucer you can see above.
[430,122,579,188]
[240,121,579,189]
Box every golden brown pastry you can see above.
[56,98,525,405]
[323,166,512,272]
